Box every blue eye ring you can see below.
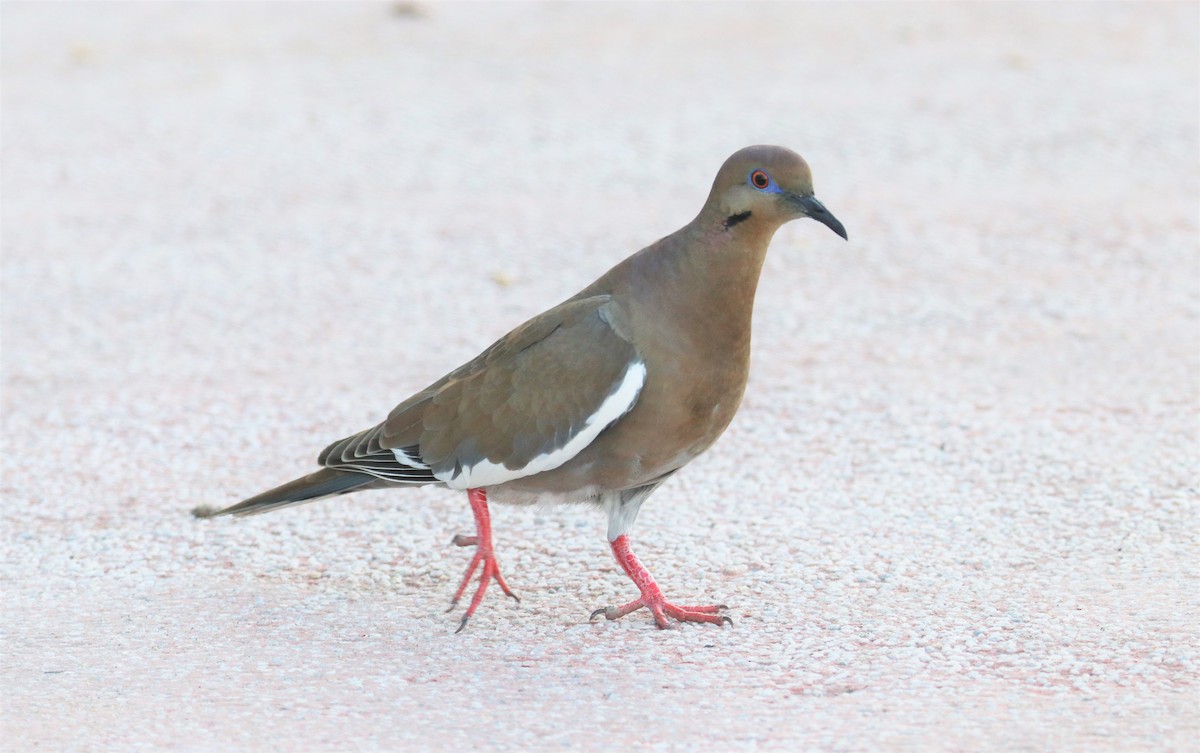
[748,169,776,191]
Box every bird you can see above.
[196,145,847,632]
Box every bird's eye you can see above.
[750,170,770,189]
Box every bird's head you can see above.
[706,145,847,240]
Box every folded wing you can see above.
[318,296,644,490]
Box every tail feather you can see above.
[194,468,376,519]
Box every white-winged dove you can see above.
[199,145,847,631]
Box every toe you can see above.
[662,602,733,626]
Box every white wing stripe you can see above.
[437,359,647,490]
[393,446,430,469]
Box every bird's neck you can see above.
[668,212,777,306]
[611,214,780,353]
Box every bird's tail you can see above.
[192,468,376,519]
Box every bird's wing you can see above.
[318,295,645,489]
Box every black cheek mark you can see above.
[723,211,751,229]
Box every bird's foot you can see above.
[447,489,519,633]
[589,534,731,629]
[590,595,730,629]
[447,531,519,630]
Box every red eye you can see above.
[750,170,770,189]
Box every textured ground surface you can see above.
[2,3,1197,751]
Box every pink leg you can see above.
[590,534,731,629]
[448,488,518,632]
